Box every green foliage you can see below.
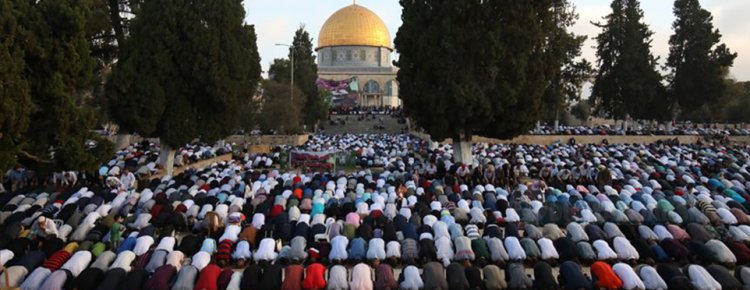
[719,80,750,123]
[666,0,736,121]
[269,59,291,83]
[541,1,594,122]
[258,81,305,134]
[0,0,34,170]
[570,100,592,121]
[591,0,667,121]
[107,0,261,147]
[0,0,113,173]
[396,0,563,141]
[270,26,328,129]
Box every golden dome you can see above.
[317,4,391,50]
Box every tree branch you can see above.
[17,150,54,164]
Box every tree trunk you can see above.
[623,115,630,132]
[554,109,560,132]
[115,134,131,152]
[453,136,472,165]
[159,143,176,177]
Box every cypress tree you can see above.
[396,0,562,163]
[107,0,261,175]
[541,0,594,126]
[1,0,113,173]
[0,0,34,170]
[591,0,666,122]
[666,0,736,121]
[270,27,327,130]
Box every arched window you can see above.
[386,80,395,96]
[364,80,380,94]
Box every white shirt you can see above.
[537,238,559,260]
[120,172,136,190]
[687,265,721,290]
[151,237,173,253]
[489,237,509,262]
[593,240,618,260]
[350,263,373,290]
[638,266,668,290]
[219,224,241,242]
[191,252,211,271]
[366,238,386,261]
[165,251,185,271]
[330,236,349,261]
[110,251,136,271]
[613,263,646,290]
[613,237,639,260]
[400,266,424,290]
[504,236,526,261]
[61,251,92,277]
[254,238,277,262]
[386,241,401,258]
[233,241,252,260]
[653,225,673,241]
[133,236,155,256]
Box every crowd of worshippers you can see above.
[4,136,750,289]
[295,134,423,169]
[530,124,750,136]
[2,141,234,195]
[329,106,403,117]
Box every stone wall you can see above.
[224,134,310,146]
[150,153,232,180]
[317,46,391,68]
[411,132,706,146]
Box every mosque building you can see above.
[316,3,400,108]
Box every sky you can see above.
[243,0,750,86]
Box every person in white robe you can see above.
[537,238,560,260]
[686,264,722,290]
[613,263,646,290]
[613,237,640,261]
[504,236,526,261]
[399,265,424,290]
[593,240,618,260]
[253,238,277,262]
[636,265,668,290]
[349,263,373,290]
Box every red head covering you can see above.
[302,263,327,290]
[591,261,623,290]
[270,205,284,218]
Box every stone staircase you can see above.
[320,115,406,135]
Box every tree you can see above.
[591,0,666,122]
[720,80,750,124]
[0,0,34,171]
[396,0,563,163]
[540,0,594,127]
[666,0,736,121]
[107,0,261,175]
[270,26,328,130]
[570,100,592,121]
[268,58,291,82]
[0,0,113,173]
[258,81,305,134]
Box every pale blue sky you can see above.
[244,0,749,84]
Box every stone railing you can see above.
[150,153,233,180]
[411,132,707,146]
